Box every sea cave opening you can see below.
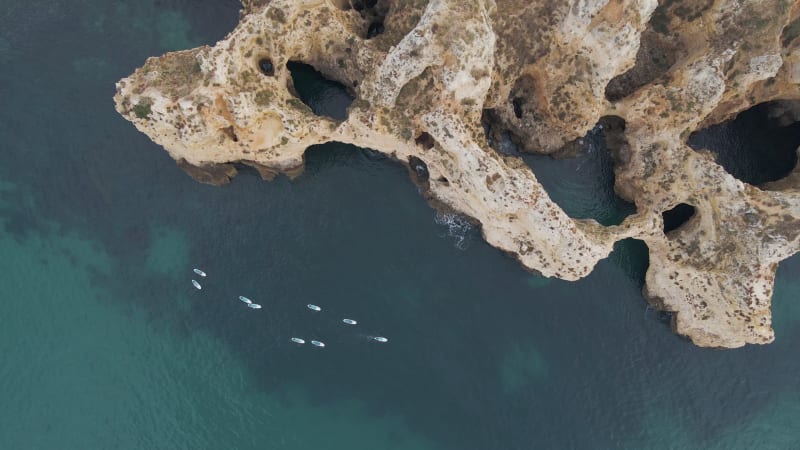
[415,132,436,150]
[367,21,385,39]
[257,58,275,77]
[286,61,354,121]
[662,203,696,234]
[687,100,800,186]
[408,156,430,185]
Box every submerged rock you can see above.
[115,0,800,348]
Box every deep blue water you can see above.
[1,1,800,449]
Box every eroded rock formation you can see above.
[114,0,800,348]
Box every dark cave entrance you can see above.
[662,203,696,234]
[286,61,354,121]
[687,101,800,186]
[335,0,387,40]
[257,58,275,77]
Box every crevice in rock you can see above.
[782,17,800,47]
[510,75,535,120]
[335,0,387,40]
[331,0,353,10]
[286,61,354,121]
[649,0,713,35]
[408,156,430,185]
[688,100,800,186]
[482,109,520,156]
[596,115,642,207]
[481,75,543,154]
[367,21,385,39]
[512,97,524,119]
[415,132,436,150]
[220,126,239,142]
[604,26,682,102]
[662,203,696,233]
[257,58,275,77]
[599,116,628,160]
[350,0,377,11]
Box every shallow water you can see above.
[1,2,800,449]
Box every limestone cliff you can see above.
[114,0,800,348]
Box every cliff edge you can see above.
[115,0,800,347]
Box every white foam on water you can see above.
[434,211,474,250]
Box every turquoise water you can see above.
[1,1,800,449]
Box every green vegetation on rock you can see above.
[133,99,152,119]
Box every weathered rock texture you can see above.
[115,0,800,348]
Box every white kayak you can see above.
[247,303,262,309]
[372,336,388,343]
[193,268,207,277]
[238,296,253,304]
[191,280,202,290]
[311,340,325,347]
[291,338,305,344]
[342,318,357,325]
[307,304,321,312]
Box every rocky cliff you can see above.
[114,0,800,348]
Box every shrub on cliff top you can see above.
[133,99,152,119]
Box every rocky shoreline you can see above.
[115,0,800,347]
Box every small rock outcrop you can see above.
[115,0,800,348]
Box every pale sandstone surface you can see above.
[114,0,800,348]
